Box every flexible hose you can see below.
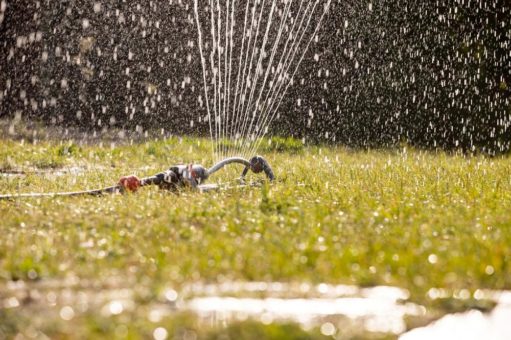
[0,185,122,200]
[0,156,274,200]
[207,157,251,176]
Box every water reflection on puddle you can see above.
[3,280,511,338]
[180,282,425,334]
[400,291,511,340]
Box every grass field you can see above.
[1,135,511,339]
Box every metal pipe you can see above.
[207,157,251,176]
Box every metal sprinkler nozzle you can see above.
[240,156,275,182]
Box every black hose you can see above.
[0,185,122,200]
[207,157,251,176]
[208,156,274,182]
[0,156,275,200]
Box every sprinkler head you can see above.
[249,156,265,173]
[248,156,275,181]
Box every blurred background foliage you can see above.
[0,0,509,153]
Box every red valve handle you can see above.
[118,175,142,192]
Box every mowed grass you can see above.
[1,136,511,339]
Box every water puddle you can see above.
[1,279,424,335]
[178,282,424,334]
[400,290,511,340]
[0,277,137,318]
[185,295,421,334]
[2,279,510,337]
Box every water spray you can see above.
[0,156,274,200]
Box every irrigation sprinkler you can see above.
[0,156,274,200]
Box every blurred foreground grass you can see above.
[1,135,510,339]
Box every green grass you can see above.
[1,136,511,339]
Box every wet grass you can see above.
[1,136,511,339]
